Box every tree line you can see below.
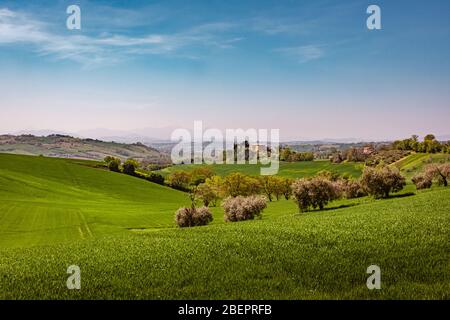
[392,134,449,154]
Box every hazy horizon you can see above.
[2,127,450,144]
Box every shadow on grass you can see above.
[293,203,359,216]
[387,192,415,199]
[322,203,358,211]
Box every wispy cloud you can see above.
[249,17,313,36]
[274,45,325,63]
[0,8,242,67]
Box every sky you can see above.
[0,0,449,141]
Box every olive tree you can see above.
[360,166,405,198]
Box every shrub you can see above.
[146,172,165,185]
[175,206,213,228]
[360,166,406,198]
[291,177,339,212]
[412,173,433,190]
[222,195,267,222]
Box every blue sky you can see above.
[0,0,449,141]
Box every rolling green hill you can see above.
[393,153,450,178]
[0,153,448,299]
[0,153,188,248]
[158,160,364,178]
[0,184,448,299]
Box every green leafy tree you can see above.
[291,177,339,212]
[222,173,261,197]
[122,159,139,176]
[197,183,220,207]
[167,171,192,191]
[104,156,121,172]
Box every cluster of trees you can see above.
[104,156,166,185]
[330,134,450,165]
[393,134,449,154]
[280,147,314,162]
[412,163,450,189]
[166,167,215,191]
[172,172,294,207]
[331,146,373,163]
[104,156,140,176]
[365,150,411,166]
[291,166,405,212]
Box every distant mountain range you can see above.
[5,129,450,146]
[0,134,171,164]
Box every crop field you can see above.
[0,153,449,299]
[0,154,189,248]
[157,160,364,178]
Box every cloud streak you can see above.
[274,45,325,63]
[0,8,241,66]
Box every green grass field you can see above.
[0,154,190,248]
[157,160,364,178]
[0,153,449,299]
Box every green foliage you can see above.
[189,167,214,186]
[393,134,445,153]
[167,170,192,191]
[104,156,121,172]
[123,159,140,176]
[196,183,220,207]
[146,172,165,185]
[222,172,261,197]
[280,147,314,162]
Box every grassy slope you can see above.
[0,153,448,299]
[158,160,363,178]
[0,154,189,248]
[0,187,448,299]
[393,153,450,178]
